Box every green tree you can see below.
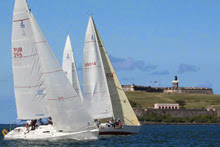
[175,100,186,108]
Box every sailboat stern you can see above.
[99,123,141,135]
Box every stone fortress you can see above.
[122,76,213,95]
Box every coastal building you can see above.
[122,84,135,91]
[122,76,213,95]
[154,103,179,109]
[163,76,213,94]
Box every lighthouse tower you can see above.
[172,76,179,89]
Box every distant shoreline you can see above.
[140,121,220,125]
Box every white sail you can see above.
[62,35,82,99]
[12,0,49,119]
[12,0,96,132]
[83,16,114,120]
[96,28,140,126]
[90,16,140,126]
[30,9,96,132]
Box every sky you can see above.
[0,0,220,123]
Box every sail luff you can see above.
[62,35,82,99]
[93,18,140,125]
[83,16,114,120]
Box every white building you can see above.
[154,103,179,109]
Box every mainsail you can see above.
[12,0,49,119]
[62,35,82,99]
[83,16,114,120]
[86,16,140,125]
[12,0,96,132]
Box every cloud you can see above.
[198,81,213,88]
[109,55,157,72]
[121,77,135,81]
[135,60,157,72]
[110,56,136,70]
[150,70,170,76]
[177,64,199,73]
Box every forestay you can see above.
[12,0,49,119]
[83,16,114,120]
[62,35,82,99]
[93,16,140,126]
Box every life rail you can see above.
[2,129,8,136]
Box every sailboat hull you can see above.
[4,125,99,140]
[99,123,141,135]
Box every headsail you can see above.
[12,0,49,119]
[92,16,140,125]
[62,35,82,99]
[83,16,114,120]
[12,0,96,132]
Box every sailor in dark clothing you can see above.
[48,117,53,125]
[37,118,44,127]
[31,120,37,130]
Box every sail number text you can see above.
[106,73,114,79]
[14,47,23,58]
[85,62,96,67]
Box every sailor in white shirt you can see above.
[25,120,31,132]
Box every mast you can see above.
[83,15,114,120]
[62,35,82,99]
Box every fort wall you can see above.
[133,108,219,118]
[122,85,213,95]
[163,87,213,95]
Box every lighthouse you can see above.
[172,76,179,89]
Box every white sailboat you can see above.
[62,35,82,99]
[83,16,141,135]
[5,0,98,140]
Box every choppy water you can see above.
[0,124,219,146]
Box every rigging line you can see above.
[123,116,137,125]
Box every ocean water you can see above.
[0,124,219,147]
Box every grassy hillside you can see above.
[126,91,220,109]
